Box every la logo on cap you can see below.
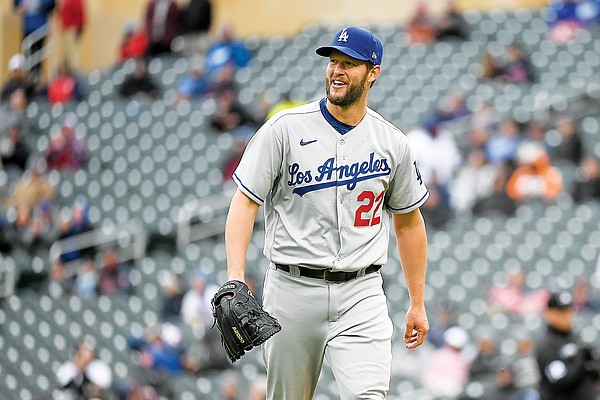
[338,29,349,42]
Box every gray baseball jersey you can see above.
[233,99,428,272]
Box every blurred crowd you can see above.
[2,0,600,399]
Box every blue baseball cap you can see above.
[316,26,383,66]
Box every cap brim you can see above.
[316,46,371,62]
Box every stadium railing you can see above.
[48,218,147,274]
[0,255,16,298]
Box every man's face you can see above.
[546,308,574,332]
[325,50,374,108]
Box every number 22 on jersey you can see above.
[354,190,384,226]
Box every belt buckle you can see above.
[323,269,336,283]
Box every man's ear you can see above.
[368,65,381,86]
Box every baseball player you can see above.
[225,26,430,399]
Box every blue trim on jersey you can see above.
[293,171,391,196]
[233,173,264,204]
[388,191,430,211]
[319,98,355,135]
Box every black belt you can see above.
[274,264,381,283]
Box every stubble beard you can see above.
[325,73,368,108]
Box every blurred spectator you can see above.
[435,0,469,41]
[210,87,257,139]
[175,62,210,102]
[14,0,56,75]
[549,116,584,165]
[209,63,237,98]
[144,0,180,57]
[0,214,12,254]
[47,61,84,105]
[97,248,133,296]
[181,268,218,336]
[31,200,60,248]
[407,123,462,209]
[58,0,85,68]
[545,0,600,43]
[422,326,471,397]
[160,272,184,321]
[137,323,190,379]
[536,290,600,400]
[249,374,267,400]
[180,0,212,35]
[5,203,38,254]
[58,196,96,262]
[119,21,149,62]
[1,122,31,171]
[5,200,57,258]
[480,50,505,81]
[523,120,551,155]
[406,1,437,44]
[204,23,251,79]
[0,54,33,103]
[485,120,522,165]
[480,44,534,84]
[44,112,88,171]
[179,268,230,371]
[427,298,456,348]
[265,92,305,120]
[0,87,29,136]
[47,259,74,295]
[218,370,240,400]
[5,159,54,210]
[512,334,541,390]
[572,278,600,313]
[56,340,113,400]
[469,331,499,379]
[486,359,540,400]
[450,149,498,213]
[572,156,600,203]
[178,0,212,55]
[501,43,535,84]
[472,161,517,217]
[221,139,246,181]
[423,91,471,131]
[506,142,563,202]
[420,179,452,229]
[118,58,161,103]
[488,267,549,316]
[74,258,98,298]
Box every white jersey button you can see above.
[339,139,345,145]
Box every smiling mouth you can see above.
[331,79,347,89]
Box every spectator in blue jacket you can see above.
[204,23,251,79]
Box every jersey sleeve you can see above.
[385,140,429,214]
[232,122,283,206]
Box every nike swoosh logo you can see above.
[300,139,317,146]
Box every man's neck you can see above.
[326,99,367,127]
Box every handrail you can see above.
[0,256,16,298]
[176,187,264,251]
[438,73,600,136]
[21,23,54,73]
[48,219,147,267]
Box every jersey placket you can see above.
[333,136,347,271]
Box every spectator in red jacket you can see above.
[44,112,88,170]
[119,21,149,62]
[47,62,84,105]
[58,0,85,68]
